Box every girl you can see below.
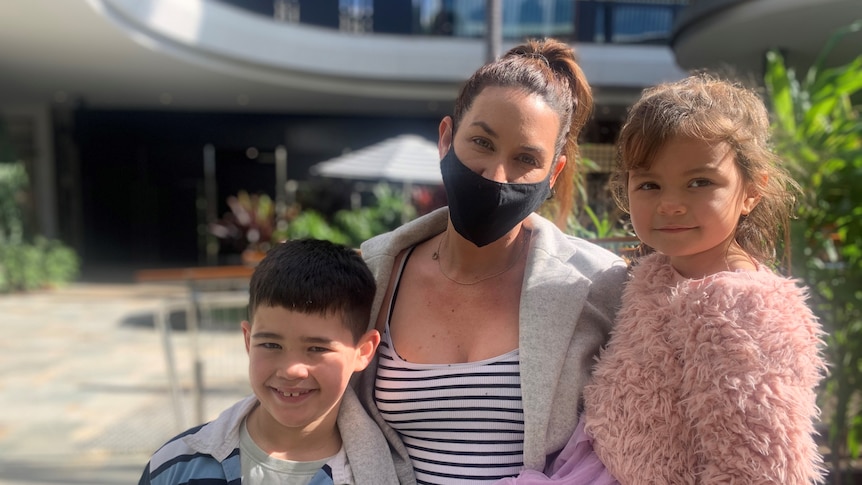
[502,74,827,484]
[356,39,628,483]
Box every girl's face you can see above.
[627,137,760,278]
[439,86,566,187]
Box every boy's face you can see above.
[242,305,378,437]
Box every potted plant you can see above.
[208,190,283,266]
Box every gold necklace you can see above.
[432,230,527,285]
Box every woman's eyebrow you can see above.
[469,120,546,156]
[469,120,498,138]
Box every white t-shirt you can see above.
[239,417,353,485]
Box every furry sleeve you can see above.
[678,272,827,484]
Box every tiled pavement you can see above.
[0,283,251,485]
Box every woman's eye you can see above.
[517,154,540,167]
[471,137,492,149]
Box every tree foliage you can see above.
[764,20,862,481]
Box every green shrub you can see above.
[285,210,350,246]
[0,162,80,293]
[0,238,80,293]
[333,183,414,246]
[40,237,80,286]
[0,243,41,291]
[275,182,415,248]
[0,162,27,245]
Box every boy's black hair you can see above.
[247,239,375,342]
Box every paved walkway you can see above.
[0,283,251,484]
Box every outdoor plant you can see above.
[333,183,416,245]
[764,20,862,483]
[544,156,633,252]
[208,190,279,257]
[213,183,416,253]
[287,182,415,248]
[0,162,79,292]
[284,209,350,246]
[0,236,79,292]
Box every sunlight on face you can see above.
[241,306,372,440]
[450,86,564,186]
[627,137,760,278]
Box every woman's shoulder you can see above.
[527,214,625,270]
[362,208,448,260]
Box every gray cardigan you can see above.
[355,207,628,474]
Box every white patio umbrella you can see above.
[309,134,442,185]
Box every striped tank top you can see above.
[374,246,525,484]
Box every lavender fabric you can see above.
[494,416,619,485]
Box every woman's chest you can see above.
[388,280,522,363]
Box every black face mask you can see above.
[440,147,552,247]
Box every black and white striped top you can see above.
[374,246,525,484]
[375,331,524,484]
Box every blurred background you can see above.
[0,0,860,483]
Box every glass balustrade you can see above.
[213,0,688,44]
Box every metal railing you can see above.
[137,266,253,430]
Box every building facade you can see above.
[0,0,689,277]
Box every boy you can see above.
[139,239,411,485]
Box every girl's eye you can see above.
[636,182,659,191]
[690,179,713,188]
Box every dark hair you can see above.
[610,73,799,264]
[452,38,593,228]
[247,239,375,342]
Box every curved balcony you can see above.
[212,0,687,45]
[672,0,862,77]
[90,0,474,101]
[89,0,689,119]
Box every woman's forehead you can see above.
[462,88,560,137]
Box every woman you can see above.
[356,39,628,484]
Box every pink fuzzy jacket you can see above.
[583,253,827,485]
